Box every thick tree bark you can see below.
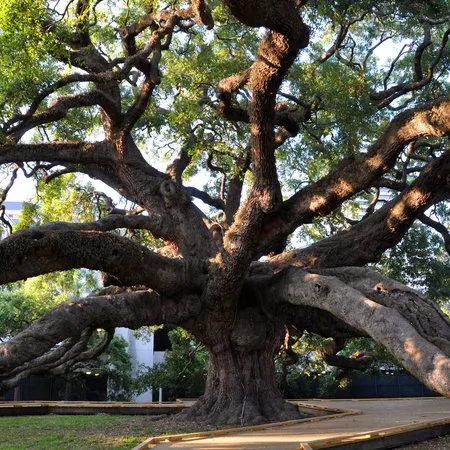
[0,229,205,293]
[179,310,302,425]
[180,345,300,425]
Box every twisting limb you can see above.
[2,72,124,134]
[206,153,227,200]
[373,177,406,191]
[166,129,199,184]
[217,69,251,123]
[0,333,88,389]
[314,10,369,69]
[256,97,450,257]
[371,25,450,109]
[0,166,19,234]
[224,147,251,225]
[119,8,194,57]
[316,24,350,66]
[0,288,201,377]
[414,21,432,81]
[192,0,214,30]
[362,32,396,71]
[0,328,115,389]
[419,213,450,255]
[6,91,119,142]
[185,186,225,211]
[122,9,200,134]
[0,141,191,247]
[49,328,115,376]
[273,267,450,396]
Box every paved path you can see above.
[146,398,450,449]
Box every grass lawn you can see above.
[0,414,213,450]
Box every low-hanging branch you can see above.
[0,228,206,294]
[273,267,450,396]
[0,288,201,376]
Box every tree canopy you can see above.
[0,0,449,425]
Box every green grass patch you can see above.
[0,414,187,450]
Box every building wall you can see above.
[1,201,23,238]
[115,328,166,402]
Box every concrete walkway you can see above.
[141,398,450,450]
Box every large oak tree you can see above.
[0,0,449,424]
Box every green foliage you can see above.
[96,335,136,402]
[277,330,405,398]
[0,0,60,120]
[0,269,98,338]
[340,337,401,370]
[376,225,450,304]
[277,332,333,397]
[136,328,208,399]
[15,174,99,230]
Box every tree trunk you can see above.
[179,310,302,425]
[180,347,301,425]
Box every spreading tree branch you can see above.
[0,288,201,378]
[0,141,114,167]
[270,149,450,269]
[257,97,450,256]
[0,227,206,294]
[274,267,450,396]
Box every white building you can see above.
[0,201,23,237]
[115,328,167,402]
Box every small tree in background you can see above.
[136,328,208,400]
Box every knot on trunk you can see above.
[160,180,190,208]
[231,307,267,350]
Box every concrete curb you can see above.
[0,400,187,416]
[301,396,444,402]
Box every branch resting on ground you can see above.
[273,266,450,396]
[0,288,201,383]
